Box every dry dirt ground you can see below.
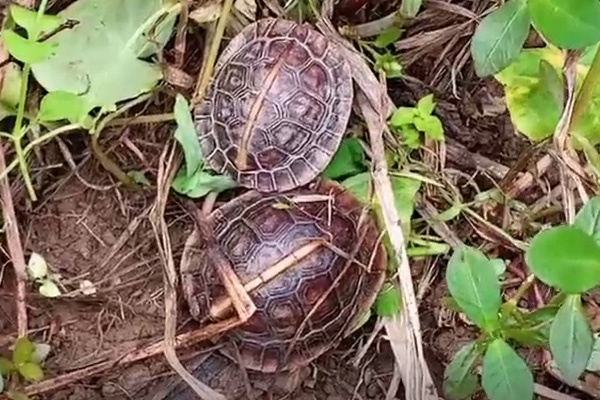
[1,0,598,399]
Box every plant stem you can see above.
[11,64,37,201]
[571,47,600,130]
[0,124,82,182]
[105,112,174,128]
[193,0,235,103]
[506,274,536,307]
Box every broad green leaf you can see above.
[374,282,402,317]
[481,339,534,400]
[446,246,501,332]
[17,363,43,382]
[400,0,422,18]
[26,252,47,280]
[529,0,600,49]
[471,0,531,77]
[586,334,600,371]
[574,197,600,245]
[373,27,403,48]
[443,341,481,399]
[0,358,13,375]
[417,94,435,116]
[526,226,600,294]
[0,63,22,121]
[550,295,593,384]
[12,338,34,366]
[39,91,87,124]
[39,280,61,298]
[2,30,56,64]
[581,43,599,66]
[10,4,63,40]
[173,94,202,178]
[31,0,177,115]
[323,137,367,180]
[172,168,237,199]
[494,48,564,141]
[389,107,416,127]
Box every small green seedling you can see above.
[26,252,61,298]
[357,26,404,79]
[0,336,50,396]
[388,94,444,149]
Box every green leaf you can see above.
[17,363,43,382]
[390,107,416,127]
[10,4,63,40]
[0,358,14,375]
[2,30,56,64]
[417,94,435,116]
[39,91,87,124]
[401,126,421,149]
[373,27,403,48]
[6,391,33,400]
[550,295,593,384]
[400,0,422,18]
[374,282,402,317]
[481,339,534,400]
[526,225,600,294]
[417,115,444,141]
[504,305,557,347]
[470,0,531,77]
[341,173,421,232]
[489,259,506,276]
[323,137,367,180]
[38,280,61,298]
[128,171,151,188]
[31,0,177,115]
[494,48,564,141]
[574,197,600,245]
[529,0,600,49]
[12,338,34,366]
[172,167,237,199]
[0,63,22,121]
[586,334,600,371]
[374,52,403,78]
[443,341,481,399]
[173,94,202,178]
[446,246,501,332]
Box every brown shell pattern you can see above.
[181,180,386,372]
[194,18,353,193]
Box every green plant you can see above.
[388,94,444,149]
[470,0,600,179]
[0,0,181,196]
[444,196,600,400]
[357,26,404,79]
[0,336,50,397]
[26,252,61,298]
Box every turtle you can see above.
[194,18,354,193]
[180,179,386,373]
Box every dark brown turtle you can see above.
[194,18,353,193]
[180,180,386,373]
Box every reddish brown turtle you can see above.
[194,18,353,193]
[180,180,386,373]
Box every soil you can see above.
[0,1,596,400]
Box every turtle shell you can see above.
[194,18,353,193]
[180,180,386,372]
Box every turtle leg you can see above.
[184,200,257,322]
